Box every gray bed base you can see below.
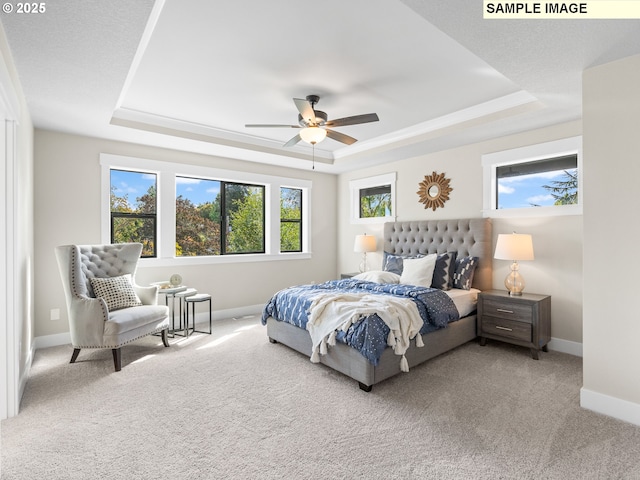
[266,218,493,392]
[267,314,476,391]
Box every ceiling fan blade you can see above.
[245,124,300,128]
[326,129,357,145]
[283,133,302,147]
[325,113,379,127]
[293,98,316,124]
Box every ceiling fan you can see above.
[245,94,379,147]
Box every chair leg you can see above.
[112,348,122,372]
[161,328,170,347]
[70,348,81,364]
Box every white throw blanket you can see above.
[306,292,425,372]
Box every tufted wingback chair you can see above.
[55,243,170,371]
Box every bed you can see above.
[262,218,492,391]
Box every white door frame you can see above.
[0,52,21,420]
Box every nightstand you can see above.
[477,290,551,359]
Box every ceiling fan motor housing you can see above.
[298,110,327,127]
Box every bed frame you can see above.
[266,218,493,391]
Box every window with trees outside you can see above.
[349,172,396,224]
[101,154,311,265]
[281,187,302,252]
[482,136,582,218]
[110,169,157,257]
[360,184,391,218]
[175,177,265,256]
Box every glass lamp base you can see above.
[505,262,525,296]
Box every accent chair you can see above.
[55,243,170,371]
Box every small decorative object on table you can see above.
[170,273,182,287]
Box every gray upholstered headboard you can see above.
[383,218,493,291]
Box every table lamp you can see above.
[354,234,377,272]
[494,233,534,296]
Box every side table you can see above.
[477,289,551,359]
[156,285,188,336]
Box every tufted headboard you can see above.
[383,218,493,291]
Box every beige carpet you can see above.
[2,316,640,479]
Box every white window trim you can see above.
[100,153,312,266]
[481,136,582,218]
[349,172,397,224]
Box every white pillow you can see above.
[89,274,142,312]
[400,254,437,287]
[353,270,401,284]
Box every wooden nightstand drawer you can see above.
[482,298,533,323]
[481,316,532,343]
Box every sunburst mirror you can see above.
[417,171,453,211]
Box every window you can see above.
[101,154,311,265]
[175,178,265,256]
[223,183,265,254]
[280,187,302,253]
[110,169,157,257]
[350,172,396,224]
[482,136,582,217]
[360,184,391,218]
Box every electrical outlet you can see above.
[50,308,60,321]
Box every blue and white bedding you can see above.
[261,278,460,367]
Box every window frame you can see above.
[100,154,311,266]
[482,136,582,218]
[349,172,396,224]
[280,187,303,253]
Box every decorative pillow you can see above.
[383,253,424,275]
[89,274,142,312]
[400,254,437,287]
[453,256,479,290]
[353,270,401,284]
[431,252,458,291]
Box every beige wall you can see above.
[583,54,640,411]
[34,130,338,338]
[337,121,583,347]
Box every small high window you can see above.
[496,155,578,209]
[482,136,582,218]
[350,172,396,224]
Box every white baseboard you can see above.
[547,337,583,357]
[581,387,640,427]
[34,332,71,350]
[33,304,264,350]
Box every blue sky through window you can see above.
[111,170,221,208]
[110,170,156,210]
[176,177,220,205]
[498,170,569,209]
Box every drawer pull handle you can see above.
[496,308,514,314]
[495,325,513,332]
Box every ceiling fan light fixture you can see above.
[299,126,327,145]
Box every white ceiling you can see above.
[2,0,639,173]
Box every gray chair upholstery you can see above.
[55,243,170,371]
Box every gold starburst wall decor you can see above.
[417,171,453,211]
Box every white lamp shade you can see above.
[354,234,377,253]
[494,233,534,261]
[299,127,327,145]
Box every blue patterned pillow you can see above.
[431,252,457,290]
[383,253,424,275]
[453,256,479,290]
